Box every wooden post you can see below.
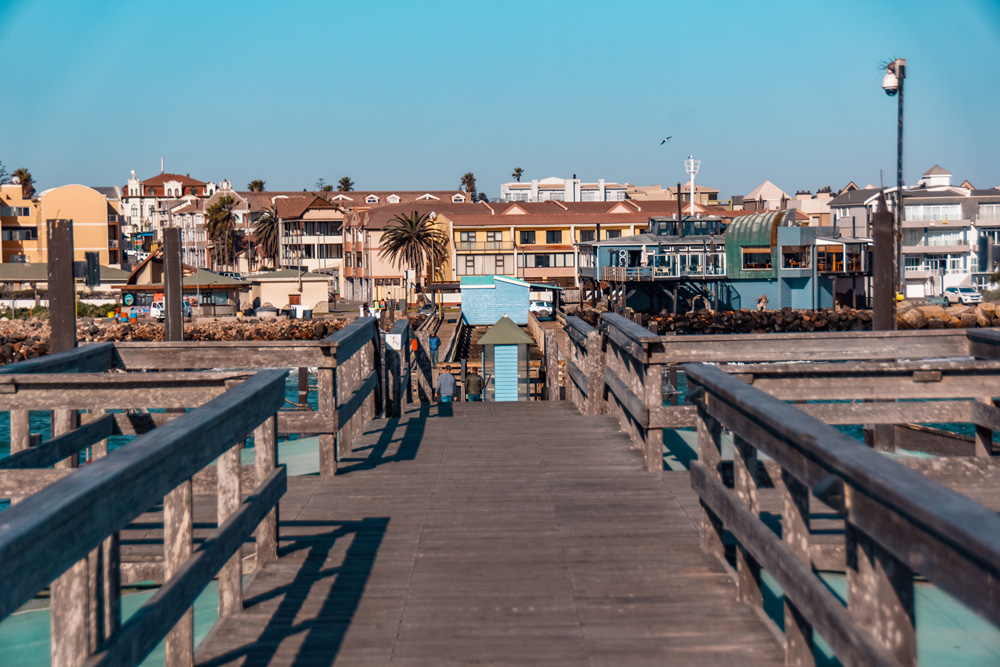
[53,409,80,469]
[782,471,814,667]
[163,227,183,342]
[336,353,356,457]
[696,407,724,560]
[544,330,559,401]
[584,330,604,415]
[317,368,337,476]
[218,442,243,617]
[642,358,663,472]
[164,479,193,667]
[10,409,30,454]
[733,435,762,606]
[254,415,279,564]
[47,218,77,354]
[297,367,309,409]
[50,559,89,667]
[669,366,679,406]
[975,396,994,457]
[846,489,916,665]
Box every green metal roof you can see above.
[246,269,331,281]
[528,283,563,291]
[461,275,529,288]
[476,315,535,346]
[0,263,129,283]
[723,210,791,280]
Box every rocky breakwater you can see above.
[897,301,1000,329]
[567,306,872,335]
[0,317,350,366]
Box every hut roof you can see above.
[477,315,535,346]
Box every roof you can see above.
[275,195,338,220]
[744,180,789,201]
[247,269,332,281]
[724,210,792,280]
[827,188,882,207]
[90,186,120,200]
[0,263,129,283]
[923,165,952,177]
[461,275,529,288]
[141,173,207,187]
[477,315,535,346]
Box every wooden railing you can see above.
[684,363,1000,666]
[0,369,287,667]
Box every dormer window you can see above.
[387,195,400,204]
[366,195,379,204]
[148,187,156,196]
[452,194,466,203]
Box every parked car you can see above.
[943,286,982,305]
[217,271,244,281]
[529,300,554,318]
[149,300,192,321]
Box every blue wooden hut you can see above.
[477,315,534,401]
[460,276,530,325]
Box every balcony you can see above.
[456,241,514,252]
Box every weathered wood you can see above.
[602,365,649,428]
[0,369,286,623]
[733,436,762,606]
[697,407,724,560]
[163,227,183,342]
[0,414,115,470]
[47,218,77,354]
[642,360,664,471]
[9,408,31,454]
[317,367,337,476]
[973,397,995,457]
[254,416,278,564]
[112,341,335,371]
[584,330,604,416]
[544,329,559,401]
[217,443,243,618]
[164,479,193,667]
[783,470,814,666]
[0,343,115,375]
[99,533,121,643]
[84,469,285,667]
[0,468,73,496]
[691,463,898,667]
[51,558,89,667]
[53,408,81,469]
[327,316,377,366]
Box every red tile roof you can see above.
[141,173,207,187]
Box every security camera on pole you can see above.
[882,58,906,300]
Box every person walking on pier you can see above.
[435,365,456,403]
[429,332,441,366]
[466,369,483,401]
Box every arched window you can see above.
[191,187,197,195]
[366,195,379,204]
[148,187,156,196]
[131,206,138,218]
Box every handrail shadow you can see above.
[336,403,430,475]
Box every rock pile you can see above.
[567,306,874,334]
[0,317,350,366]
[896,302,1000,329]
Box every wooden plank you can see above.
[602,365,648,428]
[599,312,661,345]
[0,343,115,375]
[337,369,379,430]
[51,558,89,667]
[217,444,242,618]
[112,411,178,436]
[317,367,337,476]
[565,358,588,397]
[47,218,77,355]
[254,416,278,564]
[84,469,285,667]
[111,341,335,371]
[650,401,970,429]
[690,463,899,667]
[0,468,73,497]
[0,415,115,470]
[327,316,377,366]
[163,227,183,343]
[0,369,286,623]
[9,409,30,454]
[163,479,193,667]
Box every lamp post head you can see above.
[684,156,701,176]
[881,58,905,96]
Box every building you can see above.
[460,275,531,325]
[742,180,790,212]
[274,195,344,280]
[1,182,124,266]
[117,250,246,317]
[625,183,722,206]
[500,177,628,203]
[245,269,334,314]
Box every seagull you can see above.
[660,136,672,145]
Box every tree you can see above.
[378,211,449,291]
[477,192,488,203]
[206,195,237,270]
[337,176,354,192]
[460,172,477,200]
[315,177,333,192]
[13,168,34,198]
[0,160,9,185]
[247,179,265,192]
[512,167,524,182]
[252,205,280,269]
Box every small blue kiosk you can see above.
[477,315,534,402]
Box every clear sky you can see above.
[2,0,999,199]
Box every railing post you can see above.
[53,409,80,468]
[163,227,183,342]
[846,487,916,666]
[336,350,357,457]
[318,367,337,476]
[50,558,89,667]
[164,479,194,667]
[255,415,279,564]
[10,409,30,454]
[733,435,762,606]
[47,218,76,354]
[696,406,724,560]
[544,329,559,401]
[218,442,243,618]
[975,396,994,457]
[782,471,814,667]
[642,356,663,471]
[584,329,604,415]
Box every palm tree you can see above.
[247,179,265,192]
[338,176,354,192]
[378,211,449,291]
[315,178,333,192]
[206,195,237,270]
[460,172,477,200]
[252,205,280,269]
[13,168,34,198]
[512,167,524,182]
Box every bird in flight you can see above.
[660,136,672,144]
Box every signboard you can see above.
[385,333,402,351]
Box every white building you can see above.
[500,176,628,203]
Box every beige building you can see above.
[246,269,334,313]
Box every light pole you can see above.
[882,58,906,297]
[684,156,701,217]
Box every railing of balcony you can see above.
[456,241,515,251]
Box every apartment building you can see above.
[500,177,628,203]
[122,169,219,264]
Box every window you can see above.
[451,194,466,203]
[460,231,476,243]
[742,247,772,270]
[605,230,621,239]
[495,255,506,273]
[508,192,528,202]
[130,206,139,218]
[534,254,551,268]
[148,206,155,216]
[1,228,38,241]
[781,246,810,269]
[520,230,535,244]
[365,195,379,204]
[904,204,961,221]
[1,206,31,217]
[581,190,599,202]
[465,256,475,272]
[925,228,965,246]
[902,228,923,246]
[546,230,563,244]
[387,195,400,204]
[486,231,500,242]
[980,204,1000,220]
[579,230,595,242]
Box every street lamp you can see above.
[882,58,906,297]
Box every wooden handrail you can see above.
[0,342,115,375]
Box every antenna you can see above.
[160,157,164,174]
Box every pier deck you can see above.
[196,401,783,666]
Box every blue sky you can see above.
[2,0,999,198]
